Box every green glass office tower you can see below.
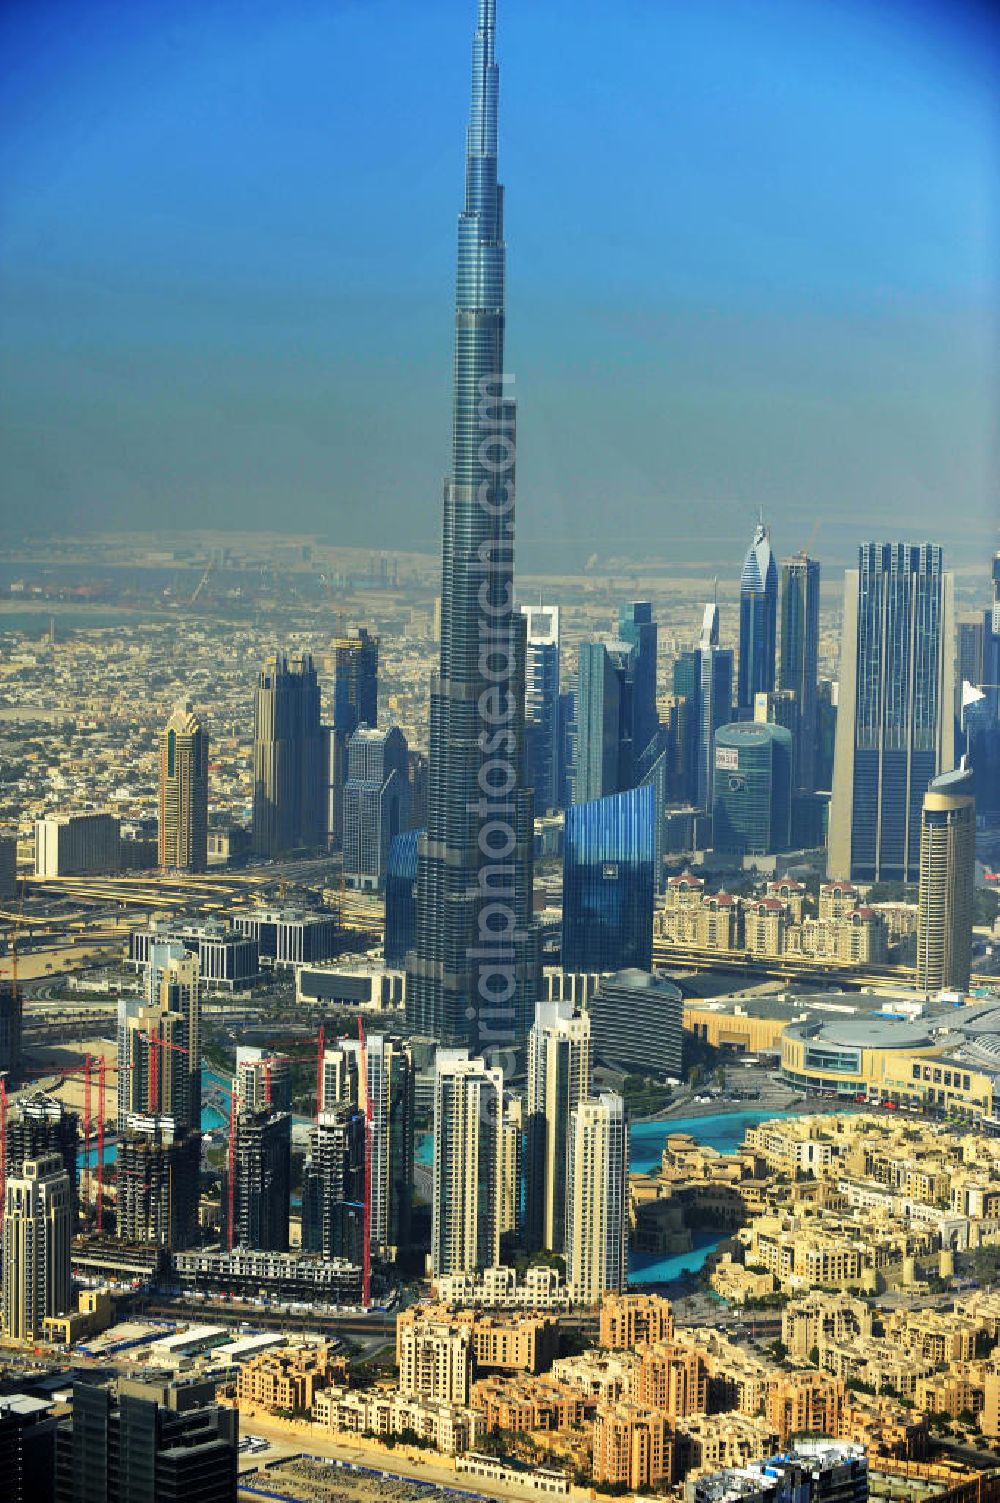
[713,721,793,856]
[407,0,539,1050]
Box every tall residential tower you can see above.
[525,1001,591,1254]
[431,1051,504,1277]
[2,1154,72,1344]
[158,705,209,873]
[916,762,975,994]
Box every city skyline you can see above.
[1,0,998,566]
[2,0,1000,1496]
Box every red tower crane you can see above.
[144,1027,189,1116]
[82,1055,92,1209]
[0,1057,118,1235]
[96,1057,107,1234]
[1,882,24,1237]
[315,1023,325,1120]
[357,1015,372,1309]
[0,1073,7,1241]
[263,1058,272,1109]
[227,1088,236,1252]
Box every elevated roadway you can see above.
[654,940,997,993]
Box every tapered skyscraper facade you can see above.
[159,705,208,873]
[407,0,539,1051]
[738,520,778,715]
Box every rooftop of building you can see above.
[597,968,684,998]
[785,1016,934,1051]
[716,720,792,747]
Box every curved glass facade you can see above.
[562,785,655,974]
[385,829,420,967]
[712,720,792,856]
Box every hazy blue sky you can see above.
[1,0,998,569]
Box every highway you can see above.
[653,939,998,991]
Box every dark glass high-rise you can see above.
[778,553,820,793]
[829,542,955,882]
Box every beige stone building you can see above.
[312,1386,484,1455]
[635,1340,709,1420]
[599,1292,675,1349]
[765,1370,845,1443]
[468,1311,559,1375]
[471,1375,594,1433]
[673,1413,780,1481]
[592,1403,670,1491]
[237,1342,344,1412]
[782,1293,873,1357]
[983,1361,1000,1440]
[710,1254,775,1304]
[745,899,787,957]
[819,882,860,920]
[766,879,807,922]
[549,1349,639,1403]
[396,1309,473,1404]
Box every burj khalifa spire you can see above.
[406,0,540,1057]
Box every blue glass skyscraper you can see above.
[829,543,955,883]
[406,0,539,1049]
[574,640,630,803]
[385,829,420,967]
[738,520,778,716]
[562,785,655,974]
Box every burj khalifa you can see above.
[406,0,540,1055]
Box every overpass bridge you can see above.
[652,940,998,993]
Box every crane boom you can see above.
[357,1015,372,1308]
